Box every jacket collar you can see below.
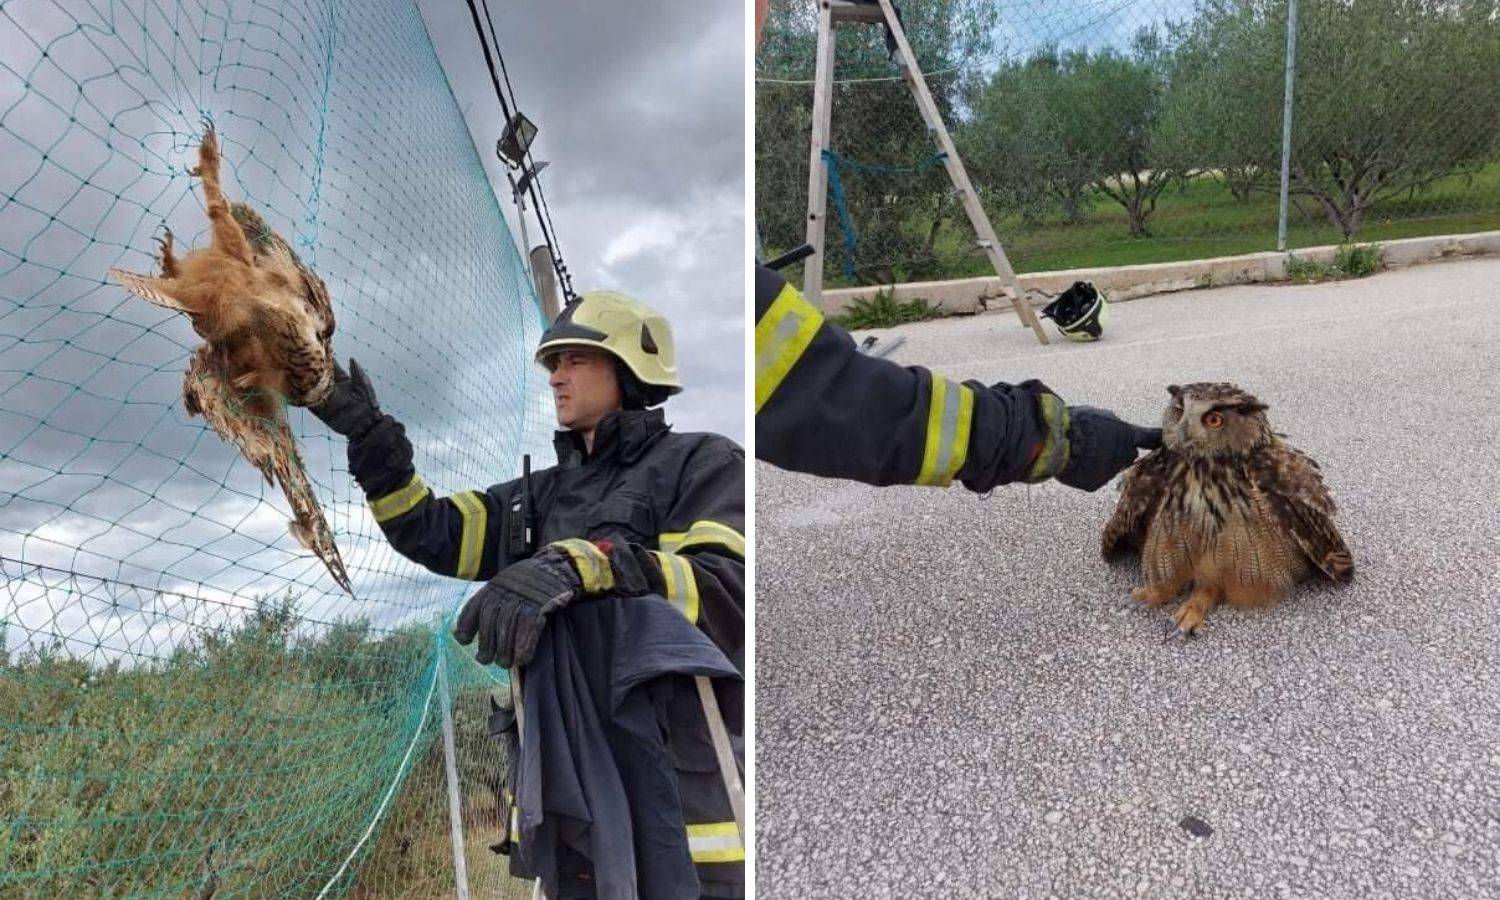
[553,408,670,468]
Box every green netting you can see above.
[2,0,550,895]
[756,0,1500,287]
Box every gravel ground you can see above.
[754,258,1500,899]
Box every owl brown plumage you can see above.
[1101,382,1352,636]
[109,125,350,594]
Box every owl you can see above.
[1101,382,1352,636]
[108,124,349,593]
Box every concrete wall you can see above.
[815,230,1500,317]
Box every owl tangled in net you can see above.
[108,124,350,593]
[1101,382,1352,636]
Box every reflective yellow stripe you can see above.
[651,550,701,624]
[451,491,487,580]
[686,821,744,864]
[658,520,745,559]
[1026,393,1072,482]
[754,282,824,413]
[369,475,430,523]
[915,376,974,487]
[549,538,615,594]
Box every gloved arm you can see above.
[978,396,1163,492]
[311,357,530,578]
[756,266,1047,487]
[755,265,1159,493]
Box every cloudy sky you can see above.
[417,0,747,443]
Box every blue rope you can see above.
[820,149,948,279]
[821,149,859,280]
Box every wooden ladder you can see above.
[802,0,1049,345]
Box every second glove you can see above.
[453,540,615,667]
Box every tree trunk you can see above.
[922,197,944,259]
[1127,192,1149,237]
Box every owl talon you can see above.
[153,227,179,277]
[1161,622,1195,642]
[1170,593,1214,637]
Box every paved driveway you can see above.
[755,257,1500,899]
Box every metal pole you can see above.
[1277,0,1300,252]
[694,675,745,841]
[436,647,471,900]
[511,668,546,900]
[508,171,534,280]
[530,245,562,322]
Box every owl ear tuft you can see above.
[1167,384,1182,398]
[1237,401,1269,415]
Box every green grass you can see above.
[0,602,531,898]
[349,671,534,900]
[1285,253,1340,282]
[830,288,939,329]
[1334,243,1384,278]
[810,162,1500,285]
[1284,243,1385,283]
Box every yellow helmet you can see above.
[535,291,683,402]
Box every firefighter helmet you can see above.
[1039,281,1110,342]
[535,291,683,400]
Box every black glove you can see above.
[1057,406,1163,492]
[309,358,382,439]
[453,545,587,668]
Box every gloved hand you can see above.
[453,542,611,667]
[1057,406,1163,492]
[308,358,382,438]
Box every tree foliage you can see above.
[755,0,1500,272]
[1165,0,1500,236]
[965,33,1181,237]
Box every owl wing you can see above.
[110,268,194,314]
[232,202,333,333]
[1249,443,1353,581]
[1101,448,1172,560]
[230,202,281,258]
[182,346,351,593]
[184,345,277,485]
[271,424,353,595]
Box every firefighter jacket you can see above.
[346,406,745,894]
[754,264,1068,491]
[510,593,742,899]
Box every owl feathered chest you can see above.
[1157,453,1262,536]
[1142,447,1308,592]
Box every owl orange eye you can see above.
[1203,412,1225,429]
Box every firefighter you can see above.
[311,291,745,898]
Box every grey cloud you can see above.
[418,0,746,444]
